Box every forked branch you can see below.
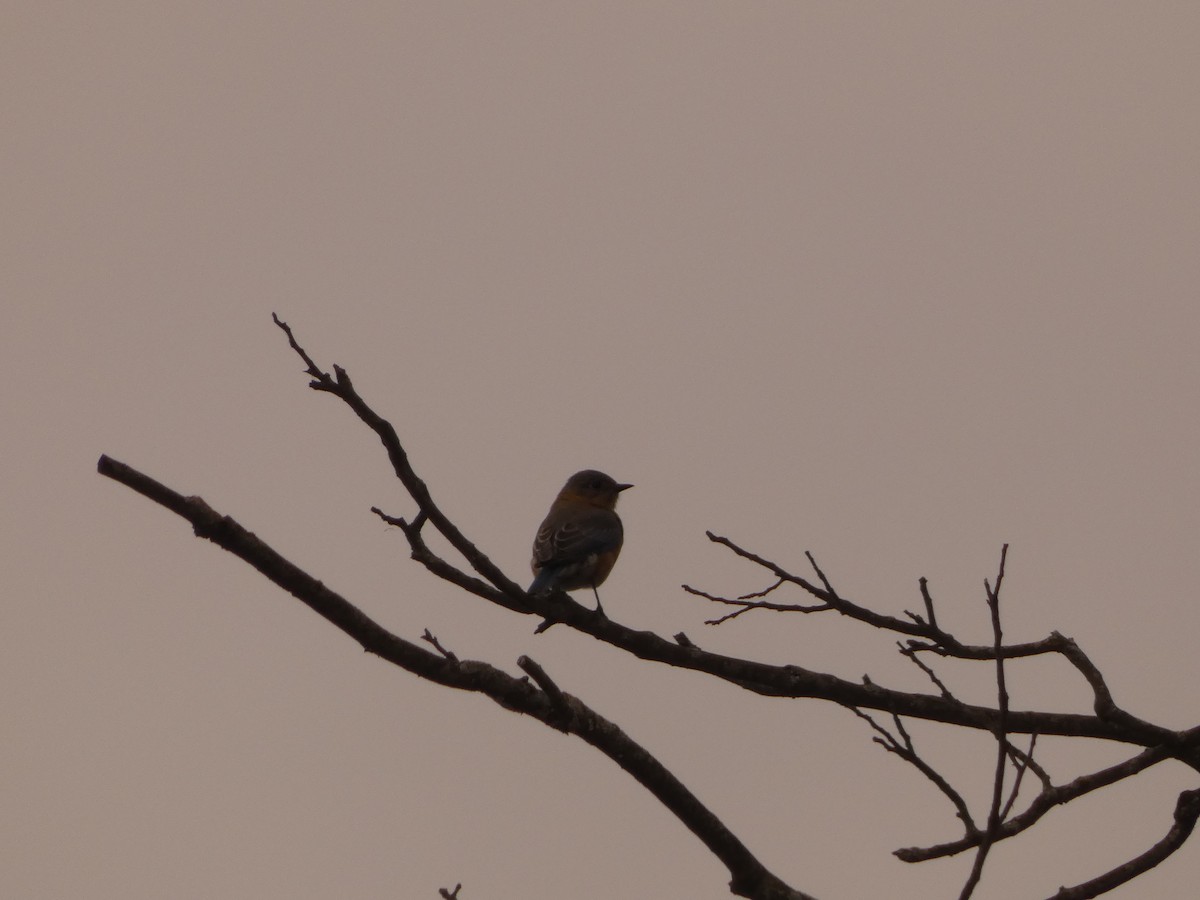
[96,453,814,900]
[95,317,1200,899]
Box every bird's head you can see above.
[559,469,634,509]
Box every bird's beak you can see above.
[617,483,634,492]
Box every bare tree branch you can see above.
[96,317,1200,898]
[851,708,977,836]
[958,545,1012,900]
[895,742,1181,863]
[265,317,1190,753]
[273,313,528,607]
[897,643,957,701]
[686,532,1190,760]
[96,454,816,900]
[1048,789,1200,900]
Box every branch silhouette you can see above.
[95,453,813,900]
[96,316,1200,899]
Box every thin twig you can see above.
[852,708,977,834]
[898,643,957,701]
[958,544,1011,900]
[421,629,458,662]
[919,577,940,632]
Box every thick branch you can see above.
[97,454,814,900]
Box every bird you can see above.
[528,469,633,614]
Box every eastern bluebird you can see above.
[528,469,633,613]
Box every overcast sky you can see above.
[6,4,1200,898]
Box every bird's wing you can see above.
[532,508,622,568]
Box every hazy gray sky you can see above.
[6,4,1200,898]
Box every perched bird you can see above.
[528,469,633,613]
